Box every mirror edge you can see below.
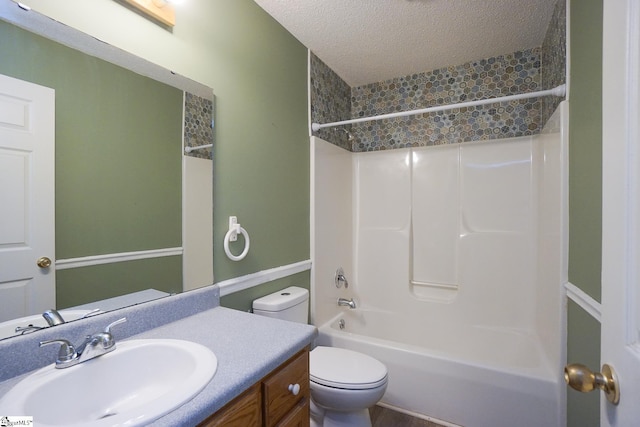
[0,0,213,100]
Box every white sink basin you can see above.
[0,339,218,427]
[0,310,95,340]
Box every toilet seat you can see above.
[310,346,388,390]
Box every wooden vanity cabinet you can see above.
[262,348,309,427]
[198,384,262,426]
[199,348,310,427]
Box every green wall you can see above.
[206,2,310,285]
[19,0,311,307]
[196,1,311,305]
[567,0,603,425]
[567,300,601,426]
[0,21,184,307]
[56,258,182,308]
[569,0,603,303]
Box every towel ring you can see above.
[224,226,250,261]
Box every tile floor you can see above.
[369,405,447,427]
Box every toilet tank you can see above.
[252,286,309,324]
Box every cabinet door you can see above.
[199,384,261,427]
[263,350,310,427]
[275,399,310,427]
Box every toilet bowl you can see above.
[252,287,388,427]
[309,346,388,427]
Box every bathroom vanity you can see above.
[200,349,309,426]
[0,286,316,426]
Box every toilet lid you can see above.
[310,346,388,390]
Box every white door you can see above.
[601,0,640,424]
[0,74,55,322]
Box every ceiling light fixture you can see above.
[152,0,184,7]
[122,0,178,27]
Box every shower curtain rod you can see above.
[184,143,213,154]
[311,84,566,132]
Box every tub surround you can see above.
[310,101,567,426]
[0,286,317,426]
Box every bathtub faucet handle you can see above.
[337,297,356,309]
[335,267,349,288]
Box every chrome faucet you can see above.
[337,297,356,309]
[14,309,64,335]
[14,324,44,335]
[39,317,127,369]
[42,309,65,326]
[15,309,101,335]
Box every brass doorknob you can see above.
[37,257,52,268]
[564,363,620,405]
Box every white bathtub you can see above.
[315,309,562,427]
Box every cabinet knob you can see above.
[288,383,300,396]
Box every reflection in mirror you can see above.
[0,4,214,340]
[0,310,93,340]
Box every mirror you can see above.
[0,4,213,340]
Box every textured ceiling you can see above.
[253,0,559,87]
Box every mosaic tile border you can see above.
[310,53,352,151]
[184,92,214,159]
[541,0,567,125]
[352,49,540,116]
[310,0,566,152]
[350,48,542,151]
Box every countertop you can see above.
[0,305,317,426]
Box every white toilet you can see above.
[253,286,388,427]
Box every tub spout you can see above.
[337,297,356,309]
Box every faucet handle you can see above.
[81,308,102,318]
[104,317,127,334]
[39,339,77,364]
[335,267,349,289]
[98,317,127,350]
